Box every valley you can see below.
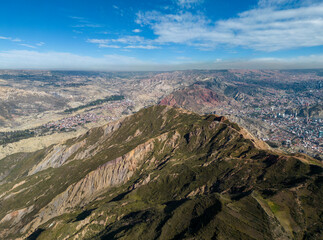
[0,69,322,160]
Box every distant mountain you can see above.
[159,85,229,113]
[158,76,266,114]
[0,106,322,239]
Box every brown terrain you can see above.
[0,69,322,160]
[159,85,230,112]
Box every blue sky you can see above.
[0,0,323,70]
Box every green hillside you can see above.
[0,105,322,239]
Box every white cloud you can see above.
[88,36,149,45]
[98,44,121,48]
[87,36,158,49]
[113,36,148,44]
[136,12,212,44]
[0,50,146,70]
[73,30,83,34]
[132,29,142,33]
[12,38,22,42]
[73,23,104,28]
[69,16,86,20]
[0,35,42,49]
[87,39,109,44]
[258,0,322,8]
[70,16,104,28]
[124,45,159,49]
[0,36,22,42]
[89,1,323,52]
[0,36,10,40]
[112,4,124,16]
[98,31,110,35]
[176,0,204,8]
[258,0,294,8]
[19,44,37,49]
[136,2,323,51]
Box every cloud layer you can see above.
[136,1,323,51]
[88,1,323,52]
[1,0,323,70]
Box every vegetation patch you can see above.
[63,95,124,113]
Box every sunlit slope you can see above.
[0,105,321,239]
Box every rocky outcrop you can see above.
[28,140,86,176]
[159,85,225,112]
[103,120,122,136]
[239,127,270,150]
[27,119,123,176]
[23,132,169,235]
[0,206,33,225]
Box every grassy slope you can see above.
[0,105,322,239]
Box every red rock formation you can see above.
[159,85,223,111]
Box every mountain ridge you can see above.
[0,105,322,239]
